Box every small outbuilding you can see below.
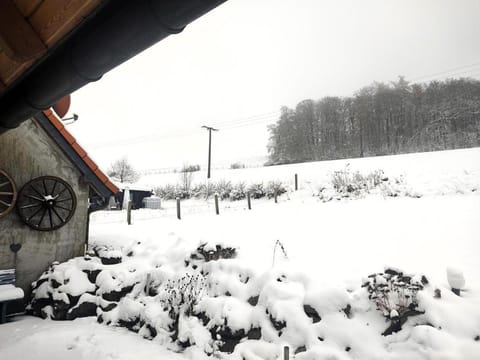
[115,186,154,210]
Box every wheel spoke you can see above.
[52,208,65,223]
[42,179,49,196]
[55,204,72,211]
[54,186,68,199]
[27,206,44,221]
[0,199,11,207]
[20,203,42,210]
[26,195,44,202]
[55,198,73,203]
[0,170,16,220]
[48,208,53,228]
[37,209,47,227]
[31,185,45,198]
[51,180,58,197]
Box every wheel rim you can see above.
[17,176,77,231]
[0,169,17,219]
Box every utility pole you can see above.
[201,125,219,179]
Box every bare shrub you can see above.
[362,268,427,335]
[265,181,287,198]
[161,273,207,317]
[179,164,196,194]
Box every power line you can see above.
[408,61,480,82]
[84,110,282,149]
[86,128,202,148]
[220,116,279,130]
[211,110,280,126]
[214,114,279,128]
[416,68,480,83]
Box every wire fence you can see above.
[91,194,289,225]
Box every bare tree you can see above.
[179,163,195,193]
[107,157,139,183]
[267,78,480,163]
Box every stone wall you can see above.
[0,119,89,296]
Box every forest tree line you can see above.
[267,77,480,164]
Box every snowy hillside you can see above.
[137,147,480,194]
[1,148,479,360]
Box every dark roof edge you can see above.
[0,0,227,131]
[34,111,116,199]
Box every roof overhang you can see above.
[0,0,227,133]
[35,109,119,199]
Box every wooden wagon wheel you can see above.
[0,169,17,219]
[17,176,77,231]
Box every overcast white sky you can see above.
[67,0,480,172]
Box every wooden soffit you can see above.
[0,0,103,95]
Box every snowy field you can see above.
[1,148,480,360]
[137,147,480,196]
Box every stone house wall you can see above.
[0,118,89,296]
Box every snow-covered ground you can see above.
[0,316,185,360]
[1,148,480,360]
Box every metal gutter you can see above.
[0,0,226,132]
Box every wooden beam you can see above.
[0,52,35,85]
[29,0,101,47]
[14,0,43,17]
[0,0,46,62]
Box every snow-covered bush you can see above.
[181,164,201,172]
[161,273,207,317]
[319,167,418,201]
[190,183,213,198]
[230,162,245,169]
[155,179,288,202]
[248,182,266,199]
[155,184,191,200]
[213,179,234,200]
[362,267,427,335]
[331,167,385,195]
[265,180,288,199]
[28,258,100,320]
[154,184,176,200]
[190,243,237,262]
[230,181,247,200]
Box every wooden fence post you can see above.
[247,192,251,210]
[176,197,181,220]
[283,345,289,360]
[295,173,298,191]
[145,273,151,295]
[214,193,219,215]
[127,201,132,225]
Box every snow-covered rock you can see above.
[447,267,466,290]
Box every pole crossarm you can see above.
[201,125,219,131]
